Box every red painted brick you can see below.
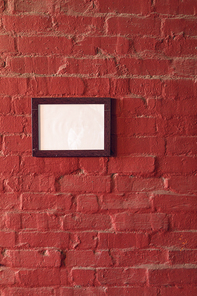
[71,268,95,286]
[0,35,15,53]
[0,0,4,12]
[171,213,197,230]
[106,287,158,296]
[3,135,31,154]
[73,36,130,56]
[114,117,156,136]
[113,212,168,231]
[107,16,161,37]
[69,232,98,250]
[60,57,117,76]
[9,56,62,75]
[114,136,165,156]
[163,18,197,37]
[97,268,146,286]
[79,157,107,175]
[18,231,69,248]
[0,156,19,174]
[57,0,96,14]
[130,79,162,96]
[0,193,19,210]
[84,78,110,97]
[5,212,21,230]
[3,15,52,33]
[108,156,155,175]
[151,231,197,248]
[0,115,24,133]
[167,176,197,194]
[62,213,111,230]
[12,97,31,115]
[47,77,85,96]
[157,156,197,175]
[56,15,104,35]
[18,36,72,55]
[0,268,15,285]
[168,250,197,264]
[163,79,196,99]
[65,250,95,267]
[99,193,150,210]
[0,96,11,114]
[13,0,54,13]
[148,268,197,286]
[119,58,171,76]
[2,288,56,296]
[111,249,167,266]
[162,36,197,57]
[60,175,111,193]
[98,0,151,14]
[0,231,15,247]
[114,176,164,192]
[160,286,197,296]
[98,232,148,249]
[77,194,99,213]
[153,0,197,15]
[0,78,28,95]
[21,174,56,193]
[172,58,197,77]
[5,249,61,268]
[21,193,72,211]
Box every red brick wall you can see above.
[0,0,197,295]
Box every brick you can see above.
[167,137,197,155]
[56,15,104,35]
[171,213,197,230]
[73,36,130,56]
[0,115,24,133]
[5,249,61,268]
[168,250,197,264]
[167,176,197,194]
[0,0,4,12]
[0,193,19,210]
[0,156,19,175]
[0,78,28,95]
[3,15,52,33]
[18,231,69,248]
[113,212,168,231]
[12,97,31,115]
[99,193,150,210]
[107,16,161,37]
[151,231,197,248]
[83,78,110,97]
[60,57,117,76]
[21,174,56,193]
[172,58,197,77]
[71,268,95,286]
[111,249,167,266]
[156,117,194,137]
[162,36,197,57]
[16,268,62,287]
[114,117,156,136]
[2,288,56,296]
[114,136,165,156]
[13,0,54,13]
[98,232,148,249]
[0,96,11,114]
[62,213,111,230]
[0,35,15,53]
[119,58,171,76]
[153,0,197,15]
[114,176,164,192]
[3,135,31,154]
[69,232,98,250]
[59,287,106,296]
[0,268,15,285]
[130,79,162,96]
[160,286,197,296]
[18,36,72,55]
[163,18,197,37]
[152,193,197,212]
[108,156,155,175]
[21,193,72,211]
[60,175,111,193]
[110,79,130,96]
[97,268,146,286]
[106,287,158,296]
[77,194,99,213]
[5,212,21,230]
[47,77,85,96]
[79,158,107,175]
[65,250,95,267]
[148,268,197,286]
[98,0,151,14]
[163,79,196,99]
[9,56,62,75]
[157,156,197,175]
[57,0,96,14]
[0,231,15,247]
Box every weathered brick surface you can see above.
[0,0,196,293]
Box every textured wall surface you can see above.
[0,0,197,295]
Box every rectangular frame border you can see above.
[32,97,111,157]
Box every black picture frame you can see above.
[32,97,111,157]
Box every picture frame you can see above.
[32,97,111,157]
